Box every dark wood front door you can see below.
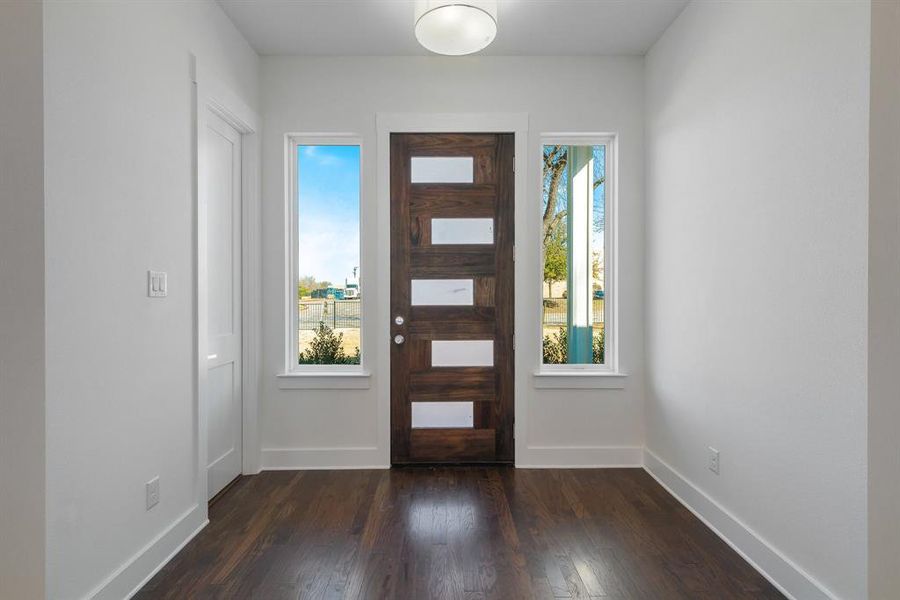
[390,133,515,464]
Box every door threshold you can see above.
[391,461,515,468]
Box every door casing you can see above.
[193,57,262,509]
[376,114,529,467]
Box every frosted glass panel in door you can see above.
[432,340,494,367]
[411,279,474,306]
[432,218,494,244]
[410,157,474,183]
[412,402,474,428]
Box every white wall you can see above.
[0,2,45,598]
[868,1,900,598]
[260,56,646,468]
[42,2,258,598]
[644,2,870,599]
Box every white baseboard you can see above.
[262,445,642,470]
[87,503,207,600]
[642,449,840,600]
[517,445,643,468]
[261,446,388,470]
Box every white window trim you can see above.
[281,134,369,382]
[532,371,626,389]
[535,133,621,379]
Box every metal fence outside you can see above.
[542,298,605,326]
[299,298,604,330]
[299,300,362,330]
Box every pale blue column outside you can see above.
[566,145,594,363]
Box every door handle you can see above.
[394,334,405,345]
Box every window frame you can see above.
[284,134,366,376]
[537,134,618,375]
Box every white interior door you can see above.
[203,110,242,500]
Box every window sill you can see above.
[532,371,627,389]
[277,371,372,390]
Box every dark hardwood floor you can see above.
[135,468,784,599]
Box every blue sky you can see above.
[297,145,360,286]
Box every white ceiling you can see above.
[217,0,688,56]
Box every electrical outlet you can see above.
[708,447,720,475]
[146,477,160,510]
[148,270,167,298]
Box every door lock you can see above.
[394,315,405,325]
[394,334,405,345]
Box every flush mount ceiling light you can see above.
[414,1,498,56]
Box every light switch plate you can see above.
[148,270,167,298]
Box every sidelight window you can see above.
[287,138,363,371]
[540,138,615,370]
